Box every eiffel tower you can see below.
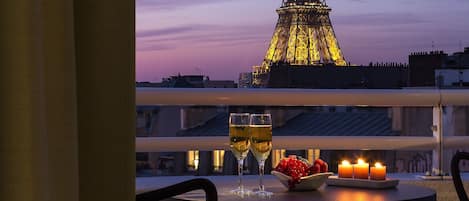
[253,0,347,86]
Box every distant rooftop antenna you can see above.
[431,41,435,50]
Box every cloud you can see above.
[333,13,428,27]
[145,33,268,44]
[136,0,234,10]
[137,26,195,38]
[137,24,273,51]
[136,25,220,38]
[137,44,173,52]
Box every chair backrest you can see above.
[136,178,217,201]
[451,151,469,201]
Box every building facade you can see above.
[409,47,469,87]
[238,72,253,88]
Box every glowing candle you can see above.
[338,160,353,178]
[353,159,369,179]
[370,162,386,180]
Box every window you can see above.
[213,150,225,172]
[187,150,199,171]
[272,149,286,167]
[307,149,321,163]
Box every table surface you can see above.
[137,175,436,201]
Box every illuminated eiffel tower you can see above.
[253,0,347,86]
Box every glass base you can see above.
[229,187,252,197]
[252,190,273,198]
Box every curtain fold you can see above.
[1,1,79,201]
[74,0,136,200]
[0,0,135,201]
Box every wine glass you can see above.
[249,114,273,197]
[229,113,251,195]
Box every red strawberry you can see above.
[314,159,325,167]
[309,164,321,174]
[320,162,328,173]
[311,159,329,173]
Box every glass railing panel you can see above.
[135,104,469,176]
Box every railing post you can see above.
[432,104,444,176]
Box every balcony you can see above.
[135,88,469,200]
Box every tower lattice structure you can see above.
[253,0,347,86]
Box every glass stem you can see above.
[238,159,244,191]
[259,160,265,192]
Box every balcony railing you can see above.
[136,88,469,173]
[136,136,469,152]
[136,88,469,106]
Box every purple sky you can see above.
[136,0,469,82]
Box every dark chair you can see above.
[451,151,469,201]
[136,178,218,201]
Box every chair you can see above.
[136,178,218,201]
[451,151,469,201]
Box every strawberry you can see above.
[314,159,329,173]
[320,162,328,173]
[309,163,321,174]
[314,159,325,167]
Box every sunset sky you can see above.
[136,0,469,82]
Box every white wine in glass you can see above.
[250,114,273,197]
[250,125,272,162]
[229,113,251,196]
[229,125,250,160]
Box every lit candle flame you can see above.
[341,160,351,166]
[375,162,383,168]
[357,158,366,165]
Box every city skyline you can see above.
[136,0,469,82]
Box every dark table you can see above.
[217,184,435,201]
[137,175,436,201]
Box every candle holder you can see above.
[328,160,398,189]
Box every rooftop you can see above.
[178,111,397,137]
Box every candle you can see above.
[370,162,386,180]
[338,160,353,178]
[353,159,369,179]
